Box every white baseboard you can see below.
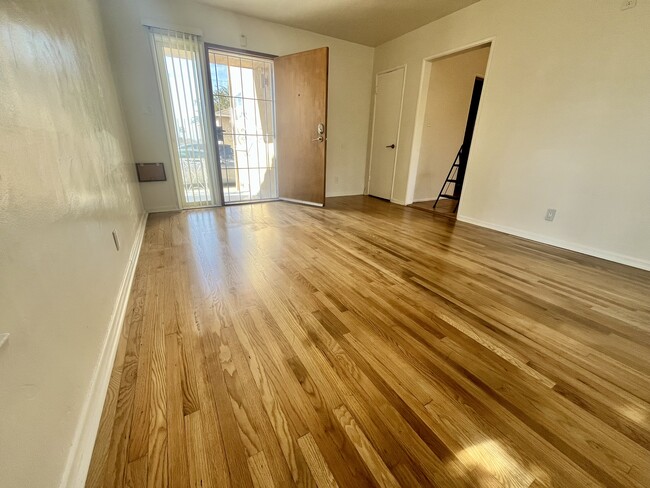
[457,215,650,271]
[146,204,179,213]
[390,198,406,206]
[412,196,439,203]
[59,211,148,488]
[325,191,364,198]
[279,197,323,207]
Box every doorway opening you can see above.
[206,47,279,204]
[409,43,491,218]
[150,29,329,209]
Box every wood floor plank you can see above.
[233,310,316,487]
[248,451,276,488]
[301,301,463,486]
[424,394,535,487]
[192,336,231,488]
[184,410,211,488]
[164,332,190,488]
[221,325,297,487]
[171,262,201,416]
[126,268,159,464]
[237,306,365,486]
[146,270,168,488]
[88,197,650,488]
[125,457,147,488]
[297,433,339,488]
[200,323,255,487]
[332,405,400,488]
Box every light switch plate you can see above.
[0,333,9,351]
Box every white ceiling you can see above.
[195,0,481,47]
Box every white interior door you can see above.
[368,67,405,200]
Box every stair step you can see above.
[441,194,460,200]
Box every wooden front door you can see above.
[274,47,329,206]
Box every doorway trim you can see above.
[366,64,407,203]
[405,37,496,208]
[204,42,277,60]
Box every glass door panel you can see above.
[206,48,278,204]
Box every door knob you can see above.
[386,144,396,149]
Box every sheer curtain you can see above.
[149,28,219,208]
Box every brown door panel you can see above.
[274,47,329,206]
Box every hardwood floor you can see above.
[87,196,650,488]
[409,199,457,219]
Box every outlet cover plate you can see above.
[545,209,557,222]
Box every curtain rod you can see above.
[141,18,203,37]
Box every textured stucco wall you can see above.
[0,0,144,486]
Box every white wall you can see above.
[372,0,650,269]
[99,0,375,212]
[0,0,145,486]
[413,45,489,201]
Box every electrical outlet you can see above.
[112,229,120,251]
[621,0,637,10]
[545,209,557,222]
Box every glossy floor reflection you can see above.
[87,196,650,487]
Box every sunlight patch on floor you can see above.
[455,439,536,488]
[616,403,648,425]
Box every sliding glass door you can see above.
[149,28,219,208]
[206,48,278,203]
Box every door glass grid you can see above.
[207,49,278,203]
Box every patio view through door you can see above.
[206,47,278,204]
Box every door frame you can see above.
[405,37,496,208]
[366,65,407,202]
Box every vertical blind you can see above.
[149,28,218,208]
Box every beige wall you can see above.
[0,0,144,486]
[100,0,375,211]
[372,0,650,269]
[414,45,489,201]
